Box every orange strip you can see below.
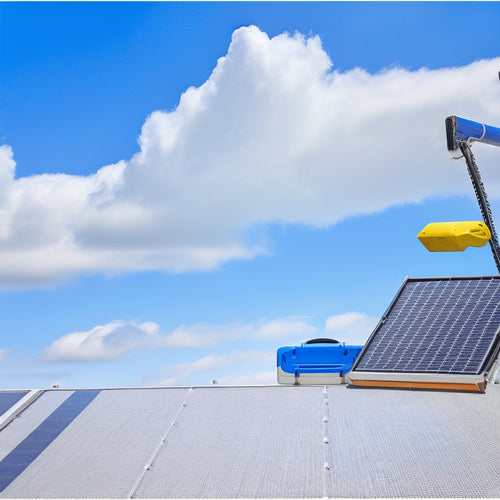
[350,379,485,393]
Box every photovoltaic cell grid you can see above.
[0,392,28,416]
[353,278,500,375]
[0,390,101,493]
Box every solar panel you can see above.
[349,277,500,392]
[0,392,28,416]
[0,390,101,493]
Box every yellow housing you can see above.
[417,221,491,252]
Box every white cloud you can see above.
[217,370,277,386]
[42,316,318,362]
[325,311,379,345]
[43,320,162,361]
[0,146,15,210]
[254,316,317,339]
[164,322,250,348]
[2,26,500,288]
[155,350,275,386]
[40,310,377,384]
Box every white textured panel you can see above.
[134,386,327,498]
[1,388,190,498]
[1,385,499,498]
[0,391,73,461]
[326,385,500,498]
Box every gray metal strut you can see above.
[459,142,500,274]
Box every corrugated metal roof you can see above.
[0,385,499,498]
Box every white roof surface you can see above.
[0,384,499,498]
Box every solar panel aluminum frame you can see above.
[0,390,43,432]
[486,338,500,383]
[347,276,500,393]
[346,371,487,392]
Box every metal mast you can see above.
[446,116,500,274]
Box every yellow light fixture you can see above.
[417,221,491,252]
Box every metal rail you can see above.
[459,142,500,274]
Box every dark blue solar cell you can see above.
[0,392,28,416]
[0,390,100,492]
[354,277,500,375]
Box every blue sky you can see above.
[1,2,500,389]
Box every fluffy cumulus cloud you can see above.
[43,320,162,361]
[2,26,500,288]
[41,311,379,385]
[43,316,317,362]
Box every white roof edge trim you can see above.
[25,384,283,392]
[346,371,485,384]
[0,389,44,432]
